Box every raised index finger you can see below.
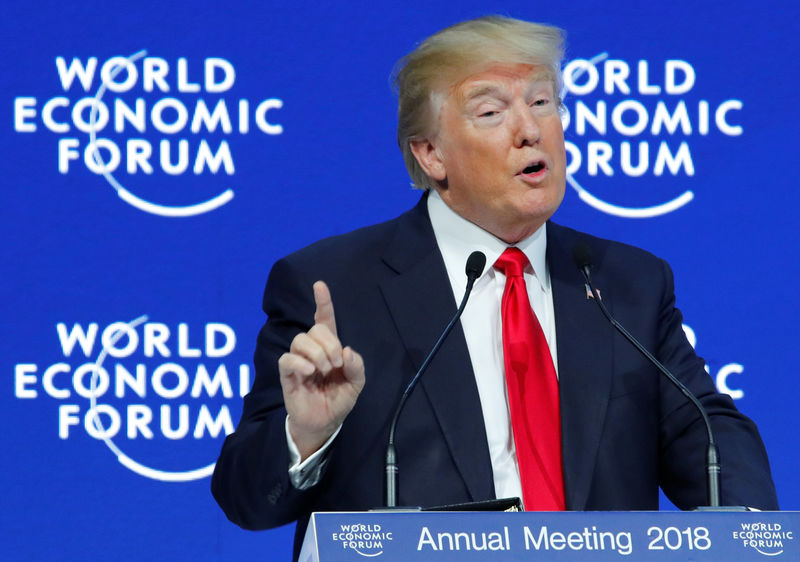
[312,281,337,337]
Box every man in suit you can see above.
[211,15,778,558]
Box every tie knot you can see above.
[494,247,529,278]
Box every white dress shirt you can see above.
[287,190,558,505]
[427,189,558,503]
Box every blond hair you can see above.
[392,16,565,190]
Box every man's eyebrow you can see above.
[463,84,504,102]
[463,73,554,101]
[526,74,555,93]
[529,69,553,83]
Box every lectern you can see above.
[301,510,797,561]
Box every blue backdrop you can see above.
[2,1,797,560]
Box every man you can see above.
[212,15,778,558]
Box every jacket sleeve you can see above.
[653,258,779,510]
[211,256,328,529]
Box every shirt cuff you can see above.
[286,415,341,490]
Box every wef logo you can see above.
[13,315,250,482]
[560,53,743,218]
[332,523,394,557]
[13,50,284,218]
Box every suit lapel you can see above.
[373,205,615,507]
[547,222,614,510]
[378,196,495,503]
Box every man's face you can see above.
[415,63,566,243]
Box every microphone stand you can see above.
[382,251,485,508]
[573,245,748,511]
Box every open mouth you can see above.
[522,162,545,174]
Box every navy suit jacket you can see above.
[212,194,777,557]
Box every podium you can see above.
[301,510,798,560]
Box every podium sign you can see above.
[302,511,798,561]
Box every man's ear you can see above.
[409,138,446,182]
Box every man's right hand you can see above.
[278,281,365,461]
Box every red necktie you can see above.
[494,247,565,510]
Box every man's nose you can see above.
[513,101,542,147]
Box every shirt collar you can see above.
[427,189,550,293]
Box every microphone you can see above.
[572,243,725,509]
[383,251,486,508]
